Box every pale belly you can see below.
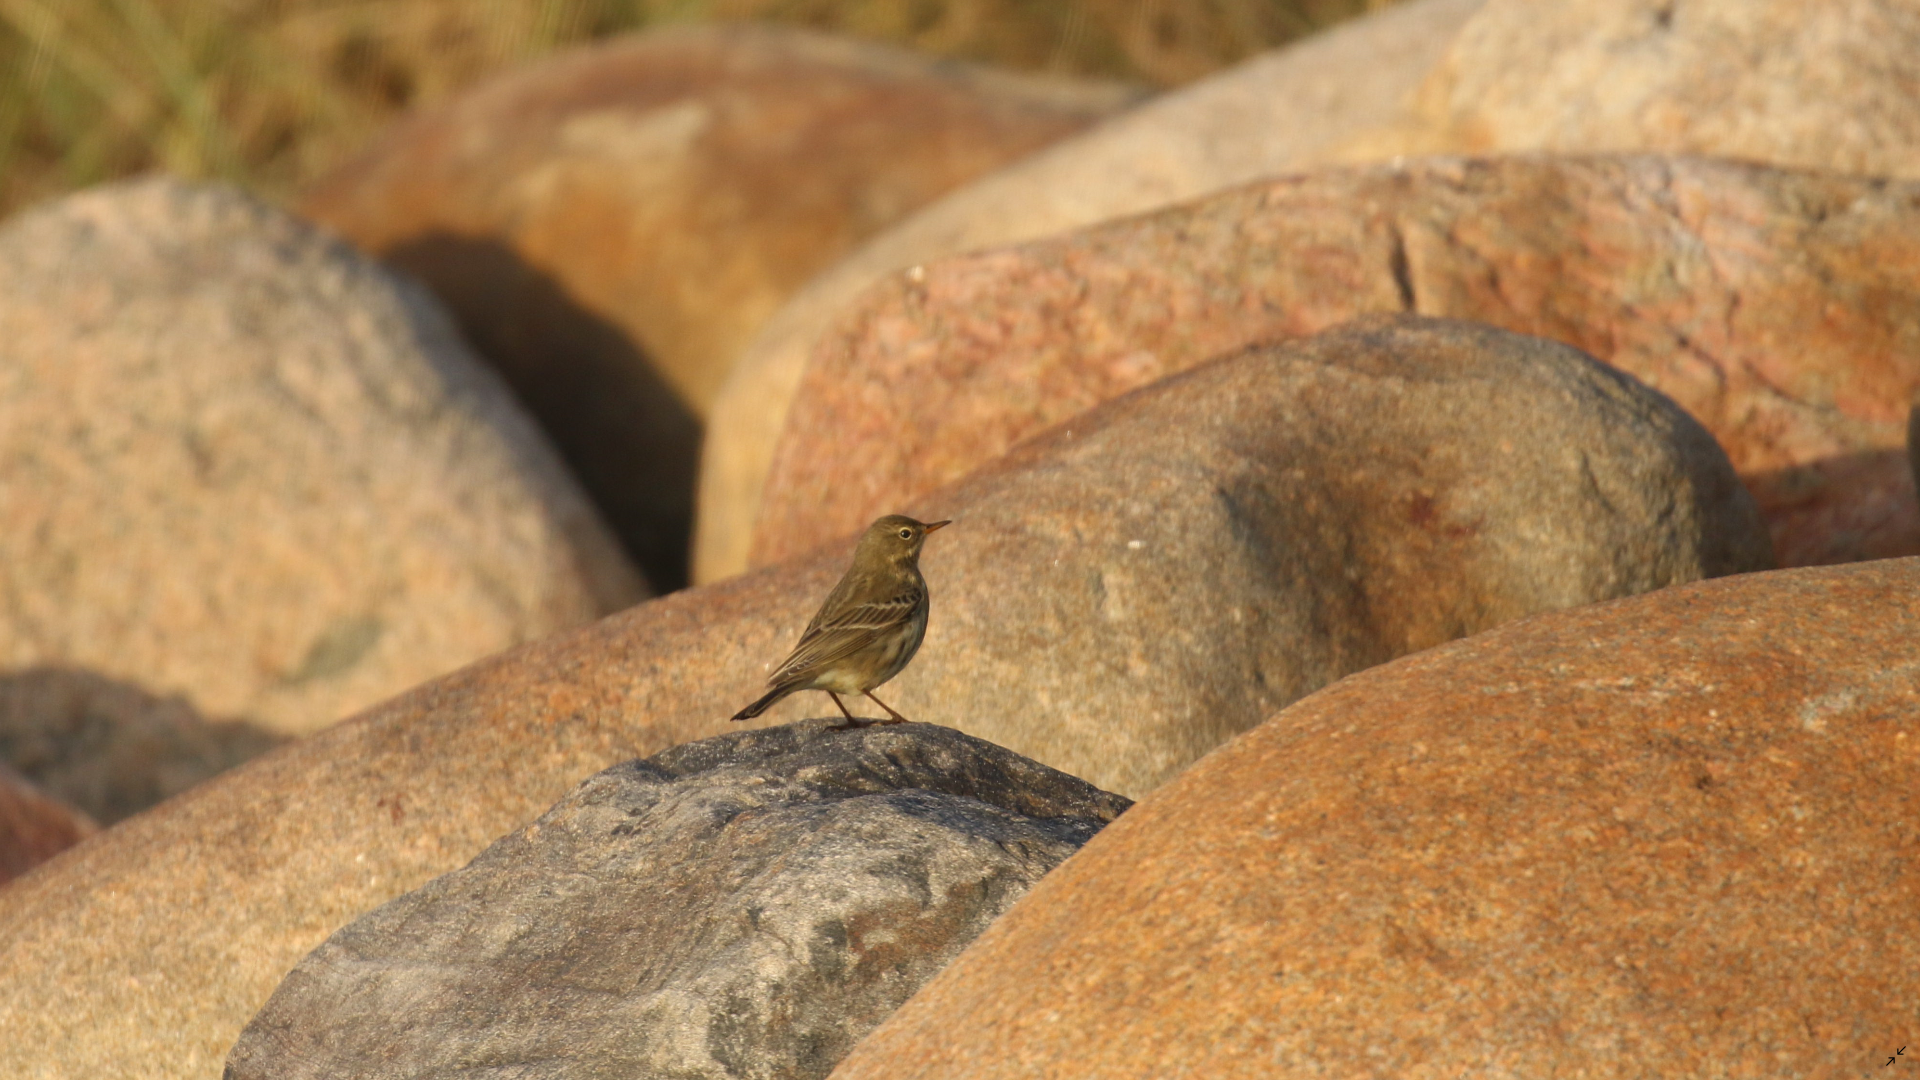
[808,615,926,694]
[811,666,870,694]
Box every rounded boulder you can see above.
[832,557,1920,1078]
[0,178,643,812]
[752,155,1920,571]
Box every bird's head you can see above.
[860,514,950,566]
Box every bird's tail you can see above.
[731,683,795,722]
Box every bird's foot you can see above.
[826,715,909,730]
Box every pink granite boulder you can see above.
[754,155,1920,570]
[833,557,1920,1079]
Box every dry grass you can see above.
[0,0,1399,221]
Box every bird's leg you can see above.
[826,692,860,728]
[863,690,911,725]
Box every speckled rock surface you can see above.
[227,722,1128,1080]
[0,316,1760,1080]
[303,23,1135,588]
[694,0,1487,582]
[753,155,1920,570]
[1368,0,1920,179]
[0,179,643,803]
[830,557,1920,1080]
[0,765,94,888]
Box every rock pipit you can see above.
[732,514,950,726]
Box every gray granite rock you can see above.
[225,721,1129,1080]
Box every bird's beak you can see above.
[923,519,952,533]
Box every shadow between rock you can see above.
[384,233,701,592]
[0,667,288,825]
[1742,446,1920,567]
[1911,404,1918,500]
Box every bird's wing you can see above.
[770,588,922,685]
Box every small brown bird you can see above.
[732,514,950,726]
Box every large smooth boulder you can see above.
[1363,0,1920,178]
[0,765,94,888]
[304,23,1136,589]
[751,155,1920,570]
[0,178,643,815]
[227,722,1128,1080]
[694,0,1489,582]
[0,316,1762,1080]
[830,557,1920,1079]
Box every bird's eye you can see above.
[898,527,913,539]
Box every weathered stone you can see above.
[0,315,1761,1080]
[1364,0,1920,179]
[694,0,1488,582]
[829,557,1920,1080]
[303,23,1136,588]
[752,155,1920,570]
[227,722,1128,1080]
[0,178,643,802]
[0,765,94,888]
